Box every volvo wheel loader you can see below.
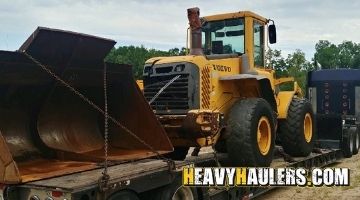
[143,8,316,166]
[0,27,173,184]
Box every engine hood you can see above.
[146,55,207,66]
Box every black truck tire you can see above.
[107,190,140,200]
[150,175,199,200]
[353,127,360,155]
[165,147,189,160]
[214,138,227,153]
[342,127,355,158]
[226,98,275,167]
[278,98,316,157]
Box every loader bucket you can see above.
[0,27,172,184]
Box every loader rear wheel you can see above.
[352,127,360,155]
[165,147,189,160]
[226,98,275,167]
[278,98,315,157]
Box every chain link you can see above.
[21,51,174,173]
[101,63,110,189]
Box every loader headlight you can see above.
[143,66,153,75]
[174,64,185,72]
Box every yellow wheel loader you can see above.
[143,8,316,166]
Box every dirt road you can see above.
[258,153,360,200]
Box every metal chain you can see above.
[103,63,109,174]
[98,63,110,191]
[21,51,172,164]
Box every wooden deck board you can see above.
[23,153,218,191]
[24,159,171,191]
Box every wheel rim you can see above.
[172,186,194,200]
[257,116,271,156]
[304,113,313,143]
[356,133,360,150]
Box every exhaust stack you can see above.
[187,7,203,55]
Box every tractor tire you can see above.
[165,147,189,160]
[278,98,315,157]
[342,127,355,158]
[353,127,360,155]
[226,98,275,167]
[150,175,199,200]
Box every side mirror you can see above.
[268,21,277,44]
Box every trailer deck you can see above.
[5,148,342,200]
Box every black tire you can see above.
[278,98,316,157]
[165,147,189,160]
[226,98,275,167]
[150,175,199,200]
[214,138,227,153]
[107,190,139,200]
[353,127,360,155]
[342,127,355,158]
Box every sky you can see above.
[1,0,360,60]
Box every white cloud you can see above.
[0,0,360,60]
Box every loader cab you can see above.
[201,11,274,69]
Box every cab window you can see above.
[253,21,264,66]
[202,18,245,55]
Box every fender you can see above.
[277,91,296,119]
[220,74,278,112]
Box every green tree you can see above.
[337,41,360,69]
[267,48,313,91]
[314,40,360,69]
[106,46,172,79]
[106,46,188,79]
[314,40,338,69]
[266,48,287,74]
[168,47,180,56]
[168,47,188,56]
[285,49,312,91]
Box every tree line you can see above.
[105,46,187,78]
[105,40,360,91]
[315,40,360,69]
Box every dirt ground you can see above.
[258,153,360,200]
[188,147,360,199]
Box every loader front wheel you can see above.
[279,98,315,156]
[226,98,275,167]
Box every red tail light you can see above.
[51,191,63,197]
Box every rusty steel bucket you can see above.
[0,27,173,184]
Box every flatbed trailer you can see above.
[1,148,343,200]
[0,25,347,200]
